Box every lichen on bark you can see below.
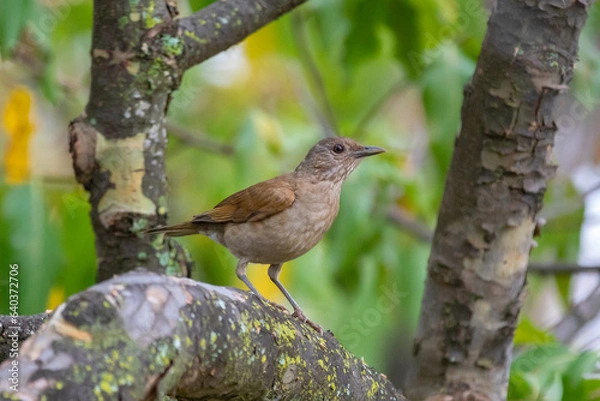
[0,272,404,401]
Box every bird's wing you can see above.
[191,177,296,224]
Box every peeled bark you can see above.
[0,271,403,401]
[405,1,595,400]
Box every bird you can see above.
[146,136,386,333]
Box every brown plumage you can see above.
[146,136,385,333]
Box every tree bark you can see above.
[69,0,307,282]
[0,313,47,364]
[405,1,595,401]
[0,271,403,401]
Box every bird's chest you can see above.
[223,181,341,264]
[288,181,341,241]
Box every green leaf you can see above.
[514,318,557,346]
[0,0,35,57]
[187,0,216,12]
[582,378,600,401]
[562,351,599,401]
[1,183,63,314]
[382,0,422,77]
[541,371,564,401]
[554,274,572,307]
[342,0,385,66]
[511,344,569,375]
[508,370,538,400]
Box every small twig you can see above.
[541,179,600,221]
[386,208,598,276]
[581,181,600,198]
[166,122,234,155]
[353,79,408,139]
[290,12,338,137]
[387,207,434,243]
[553,280,600,344]
[528,263,600,275]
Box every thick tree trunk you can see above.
[405,1,595,400]
[0,271,403,401]
[69,0,308,282]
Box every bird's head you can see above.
[295,136,386,182]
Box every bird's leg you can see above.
[268,264,324,334]
[236,260,264,300]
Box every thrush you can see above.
[146,136,385,333]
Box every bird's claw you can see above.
[292,308,324,335]
[272,302,291,314]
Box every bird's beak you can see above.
[353,146,386,158]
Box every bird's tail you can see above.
[144,221,201,237]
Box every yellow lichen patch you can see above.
[99,372,117,395]
[126,61,140,75]
[96,133,155,227]
[2,87,35,184]
[274,322,297,345]
[367,379,381,397]
[184,30,208,44]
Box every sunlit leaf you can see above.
[514,318,557,346]
[582,378,600,401]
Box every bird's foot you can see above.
[292,308,324,335]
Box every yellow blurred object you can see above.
[46,286,66,310]
[246,262,292,302]
[252,110,283,151]
[2,87,36,184]
[245,23,278,61]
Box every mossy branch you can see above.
[0,271,404,401]
[170,0,308,71]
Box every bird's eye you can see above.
[332,144,345,154]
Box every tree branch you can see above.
[290,12,338,136]
[527,263,600,275]
[553,280,600,344]
[405,1,595,400]
[0,313,48,364]
[0,271,404,400]
[353,80,408,139]
[386,209,599,276]
[386,208,434,243]
[166,122,234,155]
[172,0,308,72]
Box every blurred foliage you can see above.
[0,0,599,392]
